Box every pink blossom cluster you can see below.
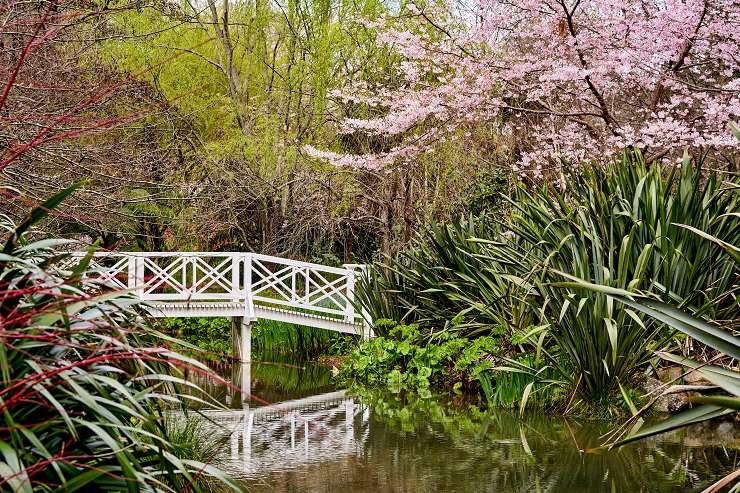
[306,0,740,173]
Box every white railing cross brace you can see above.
[67,252,372,337]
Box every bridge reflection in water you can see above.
[186,362,738,492]
[197,362,369,479]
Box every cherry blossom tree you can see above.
[307,0,740,176]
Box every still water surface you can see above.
[190,356,739,493]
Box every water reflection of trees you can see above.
[179,367,737,492]
[184,357,335,409]
[355,389,739,493]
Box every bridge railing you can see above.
[248,253,356,322]
[66,252,364,325]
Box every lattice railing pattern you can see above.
[82,255,130,290]
[137,253,241,301]
[66,252,365,324]
[248,254,355,321]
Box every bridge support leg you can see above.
[231,316,252,363]
[240,361,251,404]
[231,360,252,406]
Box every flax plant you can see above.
[510,152,738,399]
[362,151,738,402]
[0,189,242,492]
[356,217,534,337]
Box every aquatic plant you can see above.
[343,322,476,395]
[340,320,558,408]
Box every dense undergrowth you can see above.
[341,320,633,416]
[162,316,356,362]
[352,152,739,414]
[0,191,241,492]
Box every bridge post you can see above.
[243,254,256,321]
[242,318,251,363]
[343,263,373,340]
[127,255,145,299]
[231,316,252,363]
[341,264,356,325]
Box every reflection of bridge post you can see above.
[304,419,309,457]
[230,360,252,407]
[230,361,254,464]
[344,398,354,449]
[240,361,251,403]
[290,412,295,449]
[243,406,253,468]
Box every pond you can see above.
[189,357,739,493]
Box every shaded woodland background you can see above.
[1,0,504,262]
[2,0,736,262]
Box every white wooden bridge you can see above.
[71,252,372,360]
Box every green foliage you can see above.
[162,317,233,361]
[162,415,232,492]
[356,217,532,335]
[325,333,359,356]
[361,151,739,403]
[512,152,738,400]
[340,321,559,407]
[342,321,517,402]
[564,281,740,448]
[463,169,510,217]
[89,0,407,257]
[253,318,341,357]
[162,316,356,361]
[480,356,565,410]
[0,198,242,491]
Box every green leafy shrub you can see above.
[0,191,241,491]
[341,321,509,400]
[359,151,739,403]
[161,317,233,360]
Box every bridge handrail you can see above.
[66,251,368,327]
[77,251,354,273]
